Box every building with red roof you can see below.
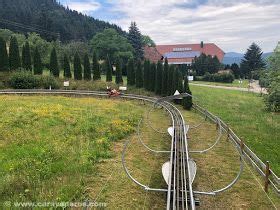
[144,42,225,65]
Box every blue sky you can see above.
[58,0,280,53]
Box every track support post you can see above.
[264,161,270,192]
[227,127,230,141]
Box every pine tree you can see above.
[63,54,71,78]
[0,37,9,71]
[127,58,135,86]
[106,55,112,82]
[92,52,101,80]
[50,47,59,77]
[167,65,174,95]
[22,41,32,71]
[143,60,150,90]
[128,22,144,60]
[9,36,21,70]
[149,62,156,92]
[231,63,240,78]
[33,47,43,75]
[115,57,123,84]
[155,61,163,95]
[182,76,193,110]
[74,52,82,80]
[162,58,169,96]
[135,60,143,88]
[83,54,91,80]
[240,43,266,78]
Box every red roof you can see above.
[143,46,162,63]
[156,43,225,62]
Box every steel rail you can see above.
[189,117,223,154]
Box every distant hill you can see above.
[223,52,272,65]
[0,0,126,42]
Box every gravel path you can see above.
[190,81,267,94]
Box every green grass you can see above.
[190,85,280,175]
[0,95,142,202]
[190,79,249,88]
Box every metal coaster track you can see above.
[0,89,196,209]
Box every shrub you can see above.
[265,82,280,112]
[9,71,40,89]
[8,71,61,89]
[195,72,235,83]
[39,75,60,89]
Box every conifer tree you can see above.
[168,65,174,95]
[21,45,26,69]
[149,62,156,92]
[22,41,32,71]
[143,60,150,90]
[83,54,91,80]
[172,67,179,94]
[50,47,59,77]
[128,22,144,60]
[92,52,101,80]
[162,58,169,96]
[115,57,123,84]
[106,55,112,82]
[33,47,43,75]
[182,76,193,110]
[0,37,9,71]
[135,60,143,88]
[155,61,163,95]
[74,52,82,80]
[127,58,135,85]
[240,43,266,78]
[9,36,21,70]
[63,54,71,78]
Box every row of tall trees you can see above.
[192,53,221,76]
[126,58,192,109]
[0,36,101,80]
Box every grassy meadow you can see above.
[0,95,143,203]
[190,85,280,175]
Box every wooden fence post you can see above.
[264,161,270,192]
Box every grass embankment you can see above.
[0,96,142,202]
[190,79,249,88]
[190,85,280,175]
[0,95,170,208]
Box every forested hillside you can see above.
[0,0,125,42]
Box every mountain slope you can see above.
[223,52,272,65]
[0,0,126,42]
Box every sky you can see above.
[58,0,280,53]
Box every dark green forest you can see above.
[0,0,126,42]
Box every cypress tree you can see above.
[178,71,183,93]
[155,61,163,95]
[106,55,112,82]
[135,60,143,88]
[162,58,169,96]
[172,67,179,94]
[83,54,91,80]
[63,54,71,79]
[168,65,174,95]
[74,52,82,80]
[21,45,26,69]
[182,76,193,110]
[9,36,21,70]
[0,37,9,71]
[33,47,43,75]
[143,60,150,90]
[115,57,123,84]
[50,48,59,77]
[149,62,156,92]
[22,41,32,71]
[127,58,135,86]
[92,52,101,80]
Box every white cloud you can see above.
[108,0,280,52]
[67,1,101,14]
